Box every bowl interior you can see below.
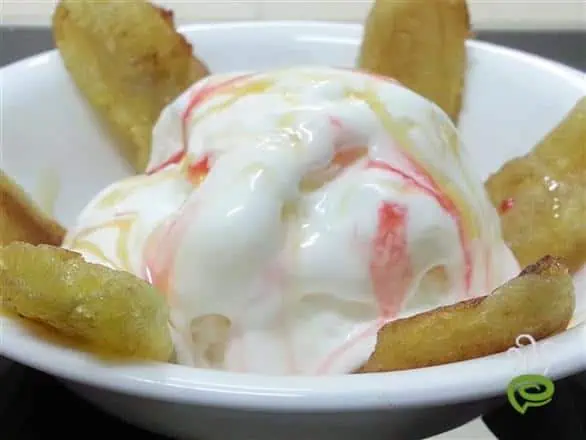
[1,22,585,410]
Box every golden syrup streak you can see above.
[278,112,305,151]
[67,214,138,272]
[427,109,461,158]
[188,78,275,128]
[95,169,178,210]
[345,87,478,240]
[178,77,283,180]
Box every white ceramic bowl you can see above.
[1,22,586,440]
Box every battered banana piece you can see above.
[361,256,575,372]
[486,97,586,273]
[53,0,210,172]
[0,243,173,362]
[0,170,65,246]
[358,0,470,123]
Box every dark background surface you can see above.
[1,27,585,71]
[1,27,585,439]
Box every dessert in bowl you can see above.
[1,0,585,439]
[62,66,517,375]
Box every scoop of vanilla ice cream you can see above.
[63,67,518,375]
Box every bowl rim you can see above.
[1,21,585,412]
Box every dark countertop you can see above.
[1,27,585,440]
[1,28,585,71]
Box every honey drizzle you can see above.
[95,170,176,210]
[67,214,138,272]
[188,78,274,127]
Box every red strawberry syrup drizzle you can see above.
[143,74,253,294]
[499,197,515,214]
[143,199,198,304]
[319,148,474,373]
[317,202,410,374]
[145,74,253,176]
[367,157,473,295]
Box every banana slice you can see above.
[0,242,172,362]
[486,97,586,273]
[53,0,210,172]
[358,0,470,123]
[361,256,575,372]
[0,170,65,247]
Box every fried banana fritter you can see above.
[53,0,210,172]
[0,170,65,246]
[358,0,470,123]
[360,256,575,372]
[0,242,172,361]
[486,97,586,273]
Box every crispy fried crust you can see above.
[0,170,65,247]
[52,0,209,172]
[0,242,173,361]
[485,97,586,273]
[360,256,575,373]
[357,0,470,123]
